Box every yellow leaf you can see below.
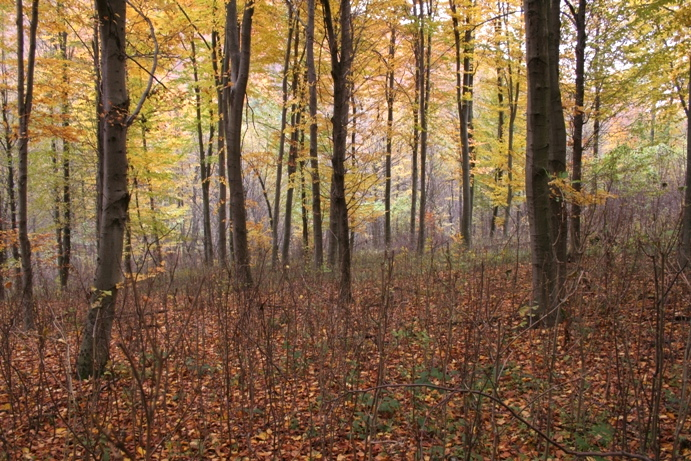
[0,403,11,411]
[255,431,269,441]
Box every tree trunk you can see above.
[681,59,691,264]
[322,0,353,303]
[77,0,130,378]
[384,26,395,249]
[451,0,474,247]
[282,22,302,265]
[569,0,586,256]
[410,52,419,244]
[16,0,39,329]
[211,31,228,267]
[57,23,71,288]
[306,0,323,268]
[524,0,557,325]
[548,0,567,310]
[223,0,255,287]
[191,39,214,265]
[272,6,295,268]
[416,0,431,254]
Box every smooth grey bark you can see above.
[524,0,557,325]
[77,0,130,378]
[16,0,39,330]
[306,0,324,268]
[272,5,295,268]
[548,0,568,310]
[321,0,353,302]
[223,0,255,286]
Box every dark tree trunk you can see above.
[16,0,39,329]
[306,0,324,268]
[681,59,691,264]
[548,0,567,308]
[384,26,395,249]
[416,0,431,254]
[77,0,131,378]
[568,0,586,256]
[211,31,228,267]
[450,0,474,247]
[491,50,505,239]
[524,0,557,325]
[272,6,295,268]
[223,0,255,286]
[282,48,303,264]
[410,51,419,244]
[321,0,353,302]
[57,25,71,288]
[191,39,214,265]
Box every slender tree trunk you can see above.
[93,8,104,252]
[322,0,353,302]
[491,56,505,238]
[272,6,295,268]
[16,0,39,329]
[451,0,474,247]
[505,77,518,237]
[548,0,567,310]
[57,22,71,288]
[223,0,255,286]
[282,52,302,264]
[77,0,131,378]
[384,26,395,249]
[569,0,586,256]
[524,0,556,325]
[211,31,228,267]
[410,53,419,244]
[191,39,214,265]
[306,0,323,268]
[416,0,431,254]
[680,59,691,264]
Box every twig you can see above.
[330,383,654,461]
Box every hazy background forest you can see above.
[0,0,690,458]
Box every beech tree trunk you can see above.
[223,0,255,286]
[211,30,228,267]
[191,39,214,265]
[16,0,39,329]
[416,0,432,254]
[272,6,295,268]
[384,26,395,249]
[450,0,474,247]
[548,0,568,309]
[322,0,353,302]
[306,0,324,268]
[77,0,130,378]
[569,0,586,256]
[681,59,691,265]
[524,0,557,325]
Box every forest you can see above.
[0,0,690,458]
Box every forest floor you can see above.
[2,246,691,460]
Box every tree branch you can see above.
[126,0,158,126]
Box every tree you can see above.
[524,0,559,325]
[321,0,353,302]
[16,0,39,329]
[450,0,475,247]
[306,0,324,267]
[223,0,255,286]
[272,2,295,268]
[77,0,156,378]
